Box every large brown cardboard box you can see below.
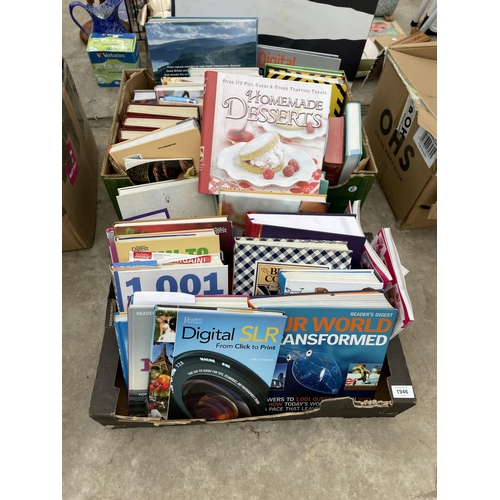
[88,283,417,428]
[364,42,437,229]
[62,58,99,250]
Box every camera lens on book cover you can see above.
[283,348,343,395]
[170,351,269,421]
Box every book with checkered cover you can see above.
[232,238,352,295]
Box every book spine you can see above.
[198,71,218,194]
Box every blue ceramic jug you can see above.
[69,0,128,38]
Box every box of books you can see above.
[364,43,437,229]
[62,58,98,251]
[88,283,417,428]
[87,34,140,88]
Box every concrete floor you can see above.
[62,1,437,498]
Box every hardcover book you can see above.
[232,237,352,296]
[245,211,366,267]
[113,228,221,263]
[125,102,200,120]
[116,177,218,221]
[277,268,383,295]
[108,117,201,173]
[218,189,329,237]
[121,115,181,130]
[322,115,345,185]
[257,44,341,75]
[145,17,259,84]
[167,307,287,420]
[337,100,363,185]
[263,63,347,117]
[111,255,229,312]
[198,70,331,195]
[247,293,398,412]
[112,216,234,269]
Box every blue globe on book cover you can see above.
[167,307,287,420]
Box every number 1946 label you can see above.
[391,385,415,399]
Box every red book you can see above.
[322,115,345,185]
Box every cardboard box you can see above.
[87,34,140,87]
[89,283,417,427]
[62,58,98,251]
[364,43,437,229]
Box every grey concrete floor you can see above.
[62,1,437,498]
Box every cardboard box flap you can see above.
[387,43,437,135]
[416,105,437,140]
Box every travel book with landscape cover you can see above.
[248,293,398,413]
[145,17,258,84]
[198,70,331,195]
[167,307,287,420]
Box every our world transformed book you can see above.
[167,307,287,420]
[248,293,398,413]
[198,70,331,195]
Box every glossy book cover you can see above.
[167,308,287,420]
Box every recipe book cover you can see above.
[198,71,331,195]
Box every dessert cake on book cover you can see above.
[198,71,332,195]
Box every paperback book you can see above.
[198,70,331,195]
[232,237,352,296]
[248,293,398,412]
[167,307,287,420]
[337,100,363,185]
[144,17,259,83]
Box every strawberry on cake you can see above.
[238,132,285,174]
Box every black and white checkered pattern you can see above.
[232,238,352,295]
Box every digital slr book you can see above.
[166,307,287,420]
[248,293,398,413]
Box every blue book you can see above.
[113,312,129,389]
[167,308,287,420]
[248,293,398,413]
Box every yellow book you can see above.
[114,228,221,263]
